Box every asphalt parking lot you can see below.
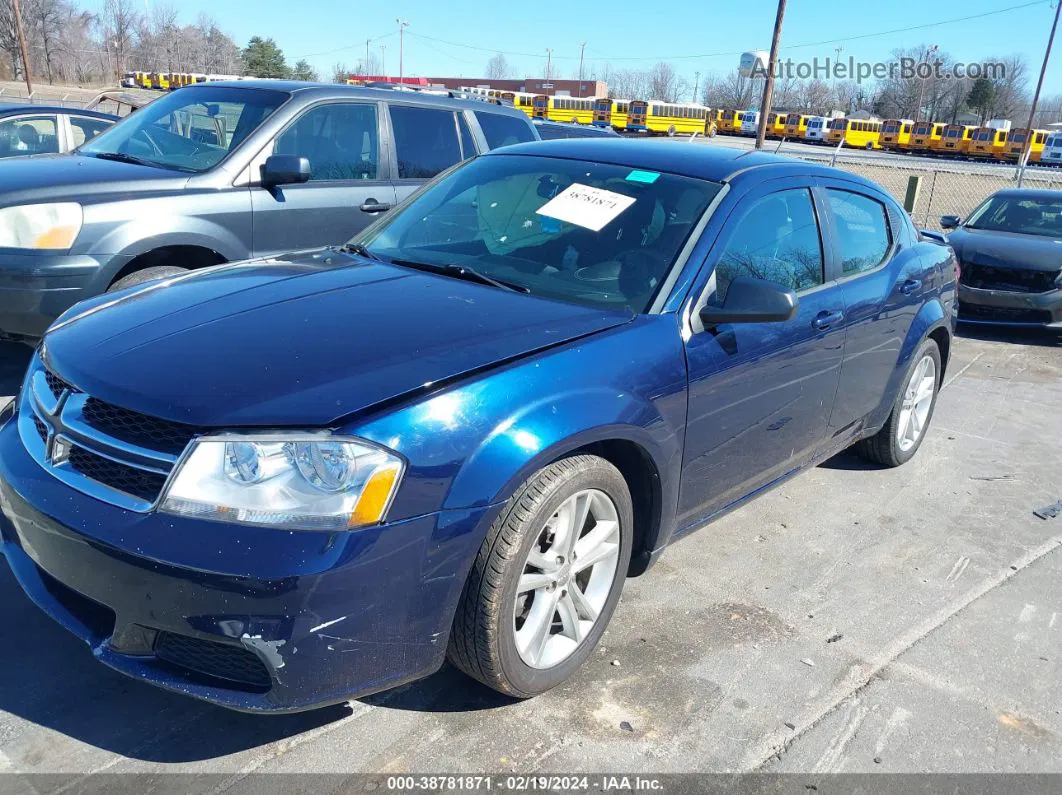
[0,328,1060,780]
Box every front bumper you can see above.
[0,415,493,712]
[0,252,127,339]
[957,283,1062,328]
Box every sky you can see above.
[90,0,1062,94]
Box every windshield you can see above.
[79,87,288,172]
[965,195,1062,237]
[354,154,721,313]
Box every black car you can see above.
[533,119,621,140]
[942,189,1062,329]
[0,105,117,158]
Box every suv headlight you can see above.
[160,434,404,531]
[0,203,83,249]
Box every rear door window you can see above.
[474,111,535,150]
[390,105,462,179]
[826,189,891,275]
[69,116,113,147]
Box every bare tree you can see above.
[485,52,511,79]
[102,0,139,79]
[648,61,679,101]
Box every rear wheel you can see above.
[447,455,633,698]
[667,125,676,137]
[856,338,941,467]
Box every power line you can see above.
[406,1,1046,64]
[296,30,396,61]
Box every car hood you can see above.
[0,154,188,206]
[948,227,1062,272]
[42,252,632,427]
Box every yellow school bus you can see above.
[939,124,975,155]
[717,109,739,134]
[1004,128,1050,163]
[647,102,712,135]
[826,118,882,149]
[909,121,944,152]
[550,97,596,125]
[592,98,631,131]
[532,94,551,119]
[968,126,1009,159]
[150,72,170,90]
[763,112,787,139]
[879,119,913,150]
[783,113,810,139]
[501,91,536,117]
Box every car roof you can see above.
[189,80,532,121]
[0,105,118,120]
[486,138,851,184]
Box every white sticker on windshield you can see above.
[535,183,637,232]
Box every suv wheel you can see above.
[447,455,633,697]
[108,266,188,292]
[857,338,941,467]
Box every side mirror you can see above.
[939,215,961,230]
[699,275,798,327]
[261,155,311,187]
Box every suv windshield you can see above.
[80,87,288,173]
[965,195,1062,237]
[355,154,720,312]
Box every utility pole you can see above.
[113,40,120,86]
[693,71,700,103]
[11,0,33,95]
[397,19,409,85]
[754,0,787,149]
[915,44,938,123]
[578,41,586,81]
[365,38,371,75]
[545,48,553,80]
[380,45,386,79]
[1019,0,1061,172]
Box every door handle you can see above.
[812,309,844,330]
[900,278,922,295]
[359,199,393,214]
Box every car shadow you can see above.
[957,323,1061,349]
[0,341,32,399]
[0,564,512,765]
[818,449,888,471]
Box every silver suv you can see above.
[0,81,538,340]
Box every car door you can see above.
[251,101,396,257]
[0,114,60,158]
[819,183,929,433]
[387,103,477,206]
[677,180,847,529]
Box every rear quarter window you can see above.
[474,111,536,150]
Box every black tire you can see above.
[447,454,633,698]
[108,266,188,292]
[856,338,942,467]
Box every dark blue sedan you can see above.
[0,141,957,711]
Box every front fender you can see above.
[350,316,689,557]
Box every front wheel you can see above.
[856,338,941,466]
[447,455,633,698]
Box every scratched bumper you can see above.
[0,414,491,712]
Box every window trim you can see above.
[386,101,469,183]
[816,184,896,284]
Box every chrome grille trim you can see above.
[18,357,193,512]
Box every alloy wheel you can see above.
[896,354,937,452]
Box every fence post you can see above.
[903,175,922,214]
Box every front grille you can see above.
[32,415,48,443]
[154,632,273,691]
[44,369,76,400]
[68,445,168,503]
[959,303,1053,325]
[961,263,1060,293]
[82,397,202,456]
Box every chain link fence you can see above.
[786,150,1062,230]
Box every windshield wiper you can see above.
[87,151,159,168]
[391,258,530,293]
[340,242,383,261]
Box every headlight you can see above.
[0,203,83,249]
[160,434,404,530]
